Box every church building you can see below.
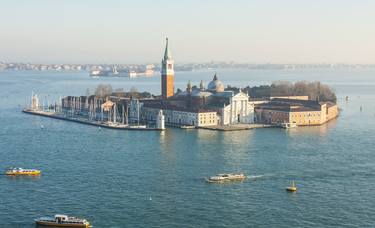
[139,38,255,127]
[176,73,255,125]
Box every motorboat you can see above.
[35,214,90,227]
[206,173,246,183]
[5,167,41,176]
[180,125,195,129]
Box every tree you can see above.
[113,88,125,97]
[270,81,292,96]
[228,81,336,102]
[130,86,138,98]
[247,85,271,98]
[94,84,113,98]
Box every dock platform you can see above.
[198,124,276,131]
[22,109,164,131]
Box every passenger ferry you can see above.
[5,167,41,176]
[35,214,91,227]
[206,173,246,183]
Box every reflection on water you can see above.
[286,118,338,137]
[159,128,176,156]
[5,175,41,181]
[195,129,254,169]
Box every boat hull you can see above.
[36,220,90,227]
[286,187,297,192]
[6,171,41,176]
[205,177,246,183]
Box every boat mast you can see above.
[113,103,117,124]
[47,95,49,112]
[122,105,125,124]
[101,103,103,122]
[30,91,33,109]
[42,96,45,112]
[137,100,140,126]
[126,104,129,125]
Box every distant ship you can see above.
[89,65,119,77]
[90,65,154,78]
[89,70,108,77]
[90,69,131,77]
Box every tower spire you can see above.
[161,37,175,99]
[213,72,218,81]
[164,37,172,60]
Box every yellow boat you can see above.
[286,181,297,192]
[5,167,41,176]
[35,214,91,227]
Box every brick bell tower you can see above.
[161,37,174,99]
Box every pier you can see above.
[198,123,275,131]
[23,109,163,131]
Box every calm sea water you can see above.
[0,69,375,227]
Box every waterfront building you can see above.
[142,104,218,127]
[254,98,338,126]
[161,38,174,98]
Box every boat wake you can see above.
[247,175,265,180]
[246,173,278,180]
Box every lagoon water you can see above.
[0,69,375,227]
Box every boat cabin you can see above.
[55,214,69,222]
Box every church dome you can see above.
[207,73,225,93]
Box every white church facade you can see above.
[220,92,254,125]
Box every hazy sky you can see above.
[1,0,374,64]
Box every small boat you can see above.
[280,122,297,129]
[180,125,195,129]
[35,214,90,227]
[5,167,41,176]
[128,125,147,129]
[206,173,246,183]
[286,181,297,192]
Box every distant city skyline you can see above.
[1,0,375,64]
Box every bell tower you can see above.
[161,38,174,98]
